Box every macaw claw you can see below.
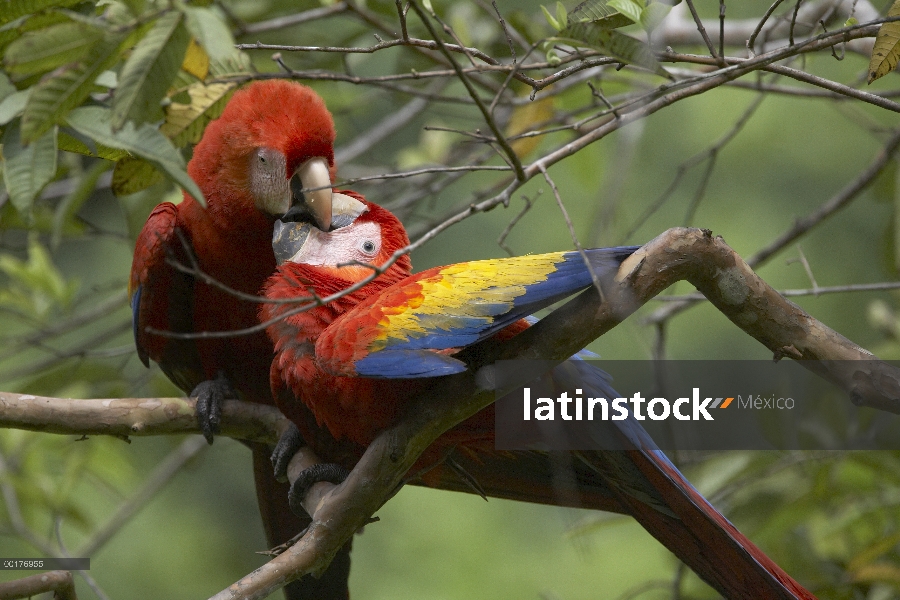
[271,422,306,482]
[288,463,350,517]
[192,371,236,444]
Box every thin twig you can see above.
[684,0,721,61]
[539,164,605,301]
[748,0,787,55]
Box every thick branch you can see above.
[0,394,284,445]
[208,227,900,600]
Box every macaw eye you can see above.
[361,240,377,254]
[258,155,266,164]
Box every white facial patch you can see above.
[288,221,383,268]
[249,147,290,216]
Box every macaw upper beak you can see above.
[281,158,333,231]
[273,191,367,265]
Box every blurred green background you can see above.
[3,0,900,598]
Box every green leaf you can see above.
[0,71,15,101]
[542,5,562,31]
[0,236,77,318]
[57,129,128,161]
[0,89,29,125]
[640,2,673,33]
[569,0,677,30]
[3,21,106,76]
[607,0,642,24]
[20,33,127,142]
[556,1,568,30]
[208,48,252,78]
[569,0,618,22]
[554,21,668,77]
[183,6,236,64]
[65,105,204,204]
[111,155,163,196]
[869,1,900,84]
[1,121,58,216]
[0,0,83,26]
[845,17,858,27]
[112,12,189,129]
[51,159,108,248]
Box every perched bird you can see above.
[129,80,356,600]
[261,196,818,600]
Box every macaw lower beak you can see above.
[273,192,367,265]
[281,158,333,231]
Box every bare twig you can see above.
[408,1,526,182]
[539,164,605,300]
[684,0,721,62]
[240,2,349,35]
[644,127,900,324]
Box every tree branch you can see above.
[206,228,900,599]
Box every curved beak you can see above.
[281,158,333,231]
[273,193,368,265]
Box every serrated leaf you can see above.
[183,6,236,64]
[66,106,204,204]
[1,121,58,216]
[641,2,672,33]
[607,0,642,24]
[111,155,163,195]
[182,38,209,80]
[160,81,235,147]
[20,33,127,142]
[0,89,29,125]
[869,1,900,84]
[0,0,83,26]
[112,12,189,129]
[554,21,668,77]
[4,21,106,76]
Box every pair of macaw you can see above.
[130,80,817,600]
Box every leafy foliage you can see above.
[542,0,678,76]
[0,1,253,215]
[0,1,898,598]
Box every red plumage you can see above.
[262,197,818,600]
[130,80,351,600]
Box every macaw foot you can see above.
[288,463,350,517]
[271,422,306,483]
[191,371,236,444]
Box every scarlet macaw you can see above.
[129,80,356,599]
[262,196,817,600]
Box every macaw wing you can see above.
[129,203,204,393]
[316,246,639,378]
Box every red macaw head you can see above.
[272,194,412,284]
[188,79,352,230]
